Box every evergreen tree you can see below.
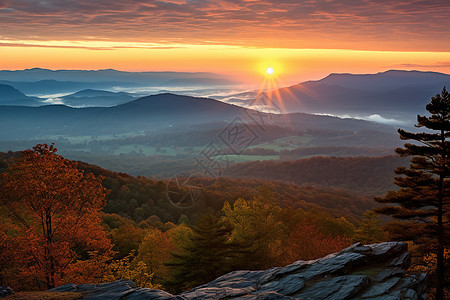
[375,87,450,300]
[222,195,287,270]
[164,214,241,293]
[353,211,386,244]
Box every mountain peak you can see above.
[25,67,51,71]
[312,69,450,90]
[378,69,448,76]
[322,69,449,79]
[69,89,117,97]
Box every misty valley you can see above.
[0,68,449,299]
[1,68,431,179]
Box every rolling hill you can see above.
[0,79,138,95]
[224,155,408,196]
[0,83,41,106]
[61,89,137,107]
[0,93,254,139]
[0,93,396,140]
[0,68,237,95]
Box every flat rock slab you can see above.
[373,267,404,282]
[124,288,174,300]
[259,273,305,296]
[361,277,400,298]
[295,275,369,300]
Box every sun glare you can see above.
[251,64,288,116]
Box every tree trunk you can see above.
[435,129,445,300]
[45,212,55,289]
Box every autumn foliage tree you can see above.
[285,224,351,263]
[137,228,175,284]
[222,195,287,269]
[0,144,112,289]
[375,87,450,300]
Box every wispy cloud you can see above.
[0,40,185,50]
[390,61,450,68]
[0,0,449,51]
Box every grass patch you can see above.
[250,136,313,151]
[351,267,385,277]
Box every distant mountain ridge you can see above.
[0,93,394,140]
[315,70,450,90]
[61,89,137,107]
[0,84,27,101]
[280,70,450,120]
[69,89,130,97]
[223,70,450,124]
[0,68,236,85]
[0,79,138,95]
[0,93,253,139]
[0,83,41,106]
[0,68,237,96]
[2,68,446,125]
[1,69,447,120]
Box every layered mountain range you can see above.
[223,70,450,124]
[1,69,448,127]
[0,93,395,141]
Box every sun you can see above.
[266,67,274,75]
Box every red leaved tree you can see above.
[0,144,112,289]
[285,223,351,263]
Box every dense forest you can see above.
[0,150,378,223]
[0,134,445,298]
[225,155,408,196]
[0,147,384,293]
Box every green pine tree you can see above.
[353,211,386,244]
[375,87,450,300]
[164,213,242,293]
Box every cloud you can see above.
[317,112,407,125]
[41,97,64,105]
[390,62,450,68]
[365,114,406,126]
[0,0,449,50]
[0,40,185,50]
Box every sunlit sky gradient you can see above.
[1,0,450,85]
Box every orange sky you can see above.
[1,0,450,85]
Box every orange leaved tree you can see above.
[285,223,351,263]
[0,144,111,289]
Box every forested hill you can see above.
[0,151,377,223]
[76,160,378,223]
[224,155,408,196]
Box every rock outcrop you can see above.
[49,242,427,299]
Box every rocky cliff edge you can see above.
[50,242,426,300]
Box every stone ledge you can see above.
[49,242,427,300]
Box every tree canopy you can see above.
[375,87,450,300]
[0,144,111,289]
[164,213,242,293]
